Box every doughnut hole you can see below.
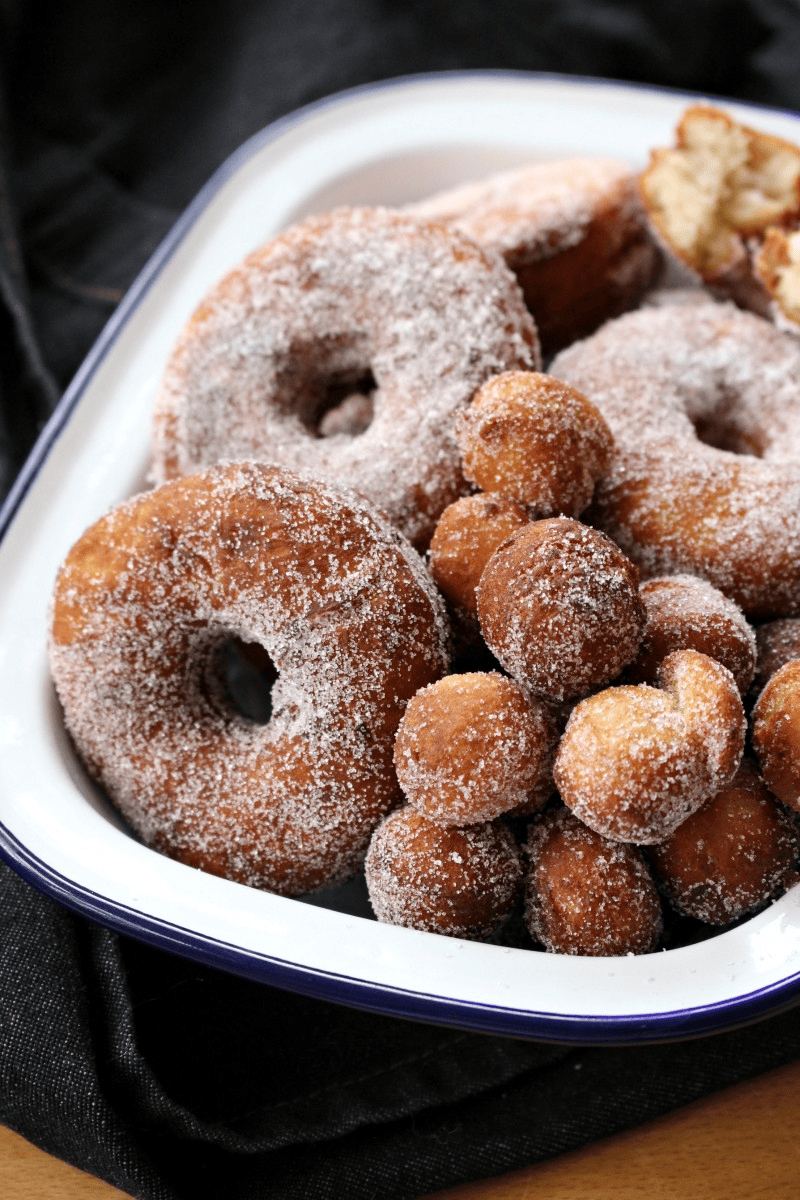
[364,807,522,938]
[649,759,800,925]
[553,651,745,844]
[315,368,376,438]
[525,809,662,956]
[626,574,756,695]
[476,517,645,703]
[428,493,530,626]
[394,672,559,825]
[752,618,800,695]
[456,371,613,517]
[209,637,279,724]
[752,660,800,812]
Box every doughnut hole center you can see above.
[313,367,376,438]
[689,391,766,456]
[211,637,278,724]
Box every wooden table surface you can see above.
[3,1056,800,1199]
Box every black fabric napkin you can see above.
[3,3,800,1197]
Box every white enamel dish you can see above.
[3,72,800,1045]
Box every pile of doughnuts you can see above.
[48,105,800,959]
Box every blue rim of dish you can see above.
[2,69,800,1045]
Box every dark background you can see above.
[3,3,800,1198]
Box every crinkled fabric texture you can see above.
[3,2,800,1197]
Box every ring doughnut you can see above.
[151,207,540,548]
[551,300,800,618]
[48,463,450,895]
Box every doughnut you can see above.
[524,808,662,956]
[455,371,613,518]
[476,517,645,703]
[554,650,746,844]
[751,618,800,696]
[551,299,800,619]
[639,104,800,314]
[755,227,800,332]
[393,672,559,825]
[428,492,529,635]
[649,759,799,926]
[407,156,661,354]
[752,660,800,813]
[48,462,450,896]
[364,806,521,938]
[151,206,540,549]
[626,573,756,695]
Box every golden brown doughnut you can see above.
[639,104,800,314]
[752,660,800,813]
[551,299,800,619]
[476,517,645,703]
[626,573,756,695]
[48,463,450,895]
[407,157,661,354]
[151,207,540,549]
[455,371,613,518]
[364,806,522,938]
[524,808,662,956]
[427,492,529,633]
[649,758,799,925]
[393,672,559,825]
[554,650,746,844]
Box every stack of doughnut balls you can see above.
[49,103,800,959]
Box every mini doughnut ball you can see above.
[394,672,559,825]
[554,650,745,843]
[752,619,800,695]
[649,759,800,925]
[364,807,522,938]
[477,517,645,703]
[626,573,756,695]
[455,371,613,518]
[428,493,529,624]
[524,808,662,956]
[752,660,800,813]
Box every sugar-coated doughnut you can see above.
[752,660,800,813]
[752,618,800,696]
[626,573,756,695]
[477,517,645,703]
[407,157,661,354]
[554,650,745,844]
[551,300,800,618]
[48,463,450,896]
[428,492,529,633]
[364,806,521,938]
[394,672,559,825]
[152,207,540,549]
[649,759,799,925]
[639,104,800,314]
[455,371,613,519]
[525,808,662,956]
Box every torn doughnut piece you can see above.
[640,104,800,312]
[649,759,799,926]
[364,806,522,938]
[554,649,746,844]
[524,808,662,956]
[393,672,559,826]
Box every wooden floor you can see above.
[3,1057,800,1199]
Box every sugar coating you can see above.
[525,808,662,956]
[152,207,540,549]
[48,463,450,896]
[551,300,800,618]
[394,672,559,825]
[364,806,521,938]
[477,517,645,703]
[753,618,800,695]
[752,660,800,813]
[650,759,800,925]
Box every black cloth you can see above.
[3,3,800,1197]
